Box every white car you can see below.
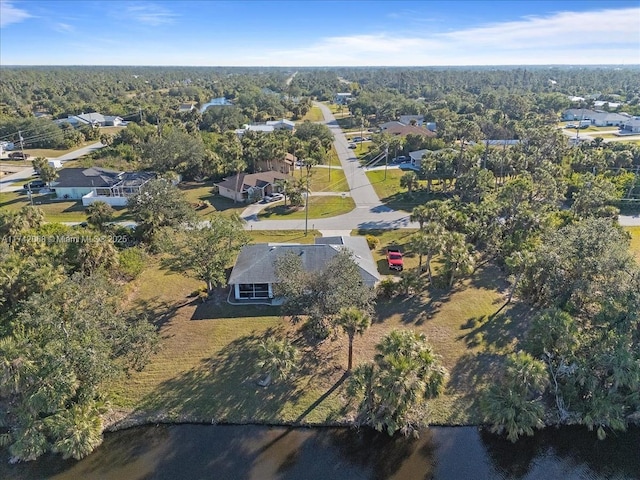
[270,193,284,202]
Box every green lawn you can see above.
[0,191,130,223]
[258,195,355,220]
[22,141,96,159]
[307,165,349,192]
[299,106,324,122]
[248,230,320,244]
[179,182,246,217]
[625,226,640,262]
[366,169,437,212]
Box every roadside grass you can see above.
[248,230,320,244]
[366,169,438,211]
[109,254,516,427]
[66,156,140,172]
[307,165,349,192]
[300,106,324,122]
[22,141,95,159]
[258,196,355,220]
[625,226,640,262]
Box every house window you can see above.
[238,283,270,299]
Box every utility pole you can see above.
[384,143,389,181]
[304,163,312,236]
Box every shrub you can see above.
[117,246,148,280]
[377,278,398,299]
[365,235,380,250]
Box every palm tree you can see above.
[400,171,419,195]
[257,337,298,385]
[421,222,446,283]
[442,232,475,287]
[348,330,447,437]
[336,307,371,371]
[410,205,430,230]
[85,201,114,231]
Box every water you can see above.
[2,425,639,479]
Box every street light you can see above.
[304,162,312,236]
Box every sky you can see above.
[1,0,639,66]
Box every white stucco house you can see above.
[50,167,155,206]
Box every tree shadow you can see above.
[133,329,305,424]
[456,303,531,352]
[374,287,452,326]
[132,295,194,330]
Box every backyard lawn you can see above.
[107,231,515,428]
[626,226,640,262]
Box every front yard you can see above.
[257,195,355,220]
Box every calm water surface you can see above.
[2,425,639,480]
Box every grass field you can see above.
[108,237,515,427]
[626,226,640,262]
[0,191,131,223]
[300,106,324,123]
[21,141,96,159]
[307,165,349,192]
[179,182,246,217]
[258,195,355,220]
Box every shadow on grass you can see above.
[447,351,506,419]
[134,329,305,422]
[456,302,533,352]
[133,296,195,330]
[375,287,452,326]
[380,190,441,213]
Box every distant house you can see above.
[266,119,296,131]
[178,103,196,113]
[200,97,234,113]
[255,153,297,175]
[50,167,155,206]
[379,121,405,131]
[382,124,436,138]
[620,118,640,134]
[54,112,123,128]
[334,93,352,105]
[215,171,293,203]
[234,124,275,137]
[398,115,424,126]
[561,109,629,127]
[593,101,621,109]
[228,236,380,303]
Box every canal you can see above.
[2,424,639,479]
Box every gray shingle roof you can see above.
[229,236,380,287]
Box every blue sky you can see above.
[1,1,639,66]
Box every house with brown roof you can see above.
[255,153,297,175]
[215,171,293,203]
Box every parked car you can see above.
[391,156,410,164]
[565,124,578,129]
[23,180,46,190]
[9,152,30,159]
[351,136,363,142]
[386,247,404,272]
[348,143,357,149]
[270,193,284,202]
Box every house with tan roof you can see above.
[215,171,293,203]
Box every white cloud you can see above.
[54,22,74,33]
[126,2,178,26]
[252,7,640,66]
[0,1,32,27]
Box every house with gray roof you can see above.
[54,112,123,128]
[620,118,640,134]
[562,109,629,127]
[228,236,380,303]
[51,167,155,206]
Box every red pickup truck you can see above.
[386,247,404,271]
